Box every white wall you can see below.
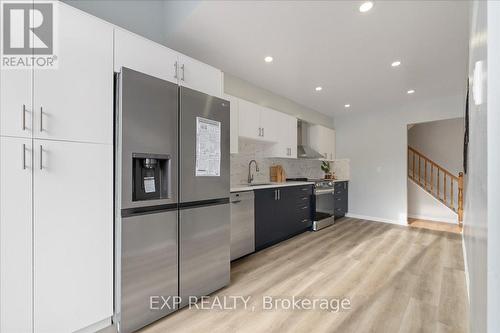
[463,1,487,332]
[63,0,166,44]
[408,117,464,175]
[407,179,457,223]
[487,3,500,332]
[335,94,465,224]
[224,73,335,128]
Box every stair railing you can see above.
[408,146,464,226]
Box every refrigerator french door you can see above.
[179,87,231,305]
[115,68,230,332]
[116,68,179,333]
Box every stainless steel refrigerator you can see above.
[114,67,230,333]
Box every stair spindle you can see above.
[444,173,447,204]
[424,160,427,190]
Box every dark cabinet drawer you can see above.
[334,181,348,191]
[333,181,348,218]
[254,185,312,251]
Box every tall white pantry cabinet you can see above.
[0,3,113,333]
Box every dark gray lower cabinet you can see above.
[255,185,313,251]
[334,181,348,218]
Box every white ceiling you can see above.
[164,1,469,116]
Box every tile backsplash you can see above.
[231,139,350,185]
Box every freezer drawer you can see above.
[120,210,178,333]
[180,203,230,305]
[230,191,255,260]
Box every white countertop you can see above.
[230,179,350,193]
[230,181,315,193]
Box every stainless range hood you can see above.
[297,120,324,159]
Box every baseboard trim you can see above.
[345,213,404,225]
[74,317,113,333]
[407,214,458,224]
[461,232,470,304]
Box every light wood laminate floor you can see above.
[140,218,469,333]
[408,218,462,234]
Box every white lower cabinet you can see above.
[33,140,113,333]
[0,138,113,333]
[0,137,33,333]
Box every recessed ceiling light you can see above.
[359,1,374,13]
[391,61,401,67]
[344,104,351,108]
[264,56,273,63]
[407,89,415,94]
[315,86,323,91]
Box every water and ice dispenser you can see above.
[132,153,170,201]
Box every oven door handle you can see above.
[314,189,335,195]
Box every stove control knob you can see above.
[328,182,333,186]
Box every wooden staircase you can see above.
[408,146,464,227]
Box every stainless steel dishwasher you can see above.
[230,191,255,261]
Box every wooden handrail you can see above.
[407,146,464,227]
[408,147,458,181]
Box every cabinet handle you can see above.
[181,64,185,81]
[262,127,264,137]
[22,104,26,130]
[22,144,26,169]
[278,189,280,200]
[301,219,309,223]
[231,200,242,204]
[39,145,43,170]
[174,62,178,79]
[39,107,43,132]
[301,206,308,210]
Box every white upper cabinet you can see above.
[0,69,32,138]
[237,98,285,144]
[115,29,223,98]
[114,28,179,84]
[266,113,297,158]
[238,98,262,141]
[225,94,239,154]
[34,4,113,144]
[260,106,282,143]
[179,55,223,98]
[309,124,336,160]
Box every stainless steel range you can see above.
[287,178,336,231]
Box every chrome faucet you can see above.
[248,160,260,183]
